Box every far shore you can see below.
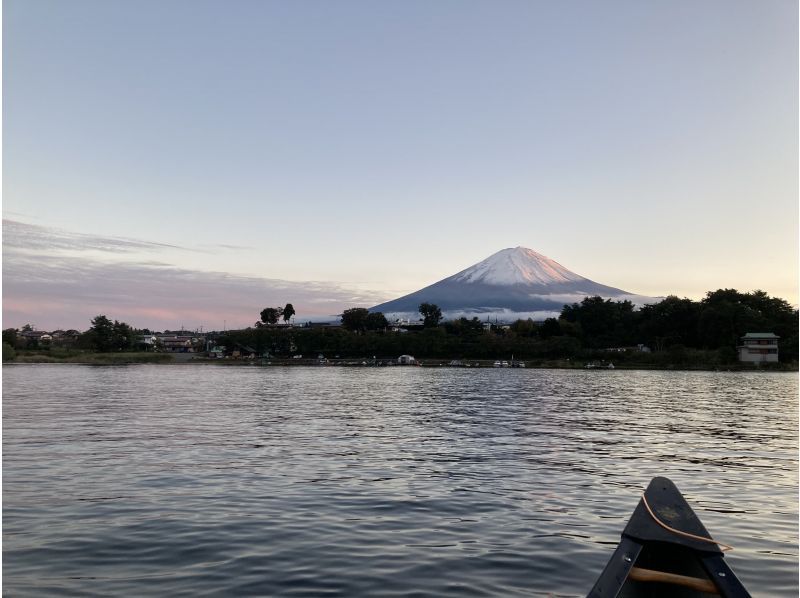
[5,352,796,371]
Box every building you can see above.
[17,329,49,348]
[51,330,81,347]
[738,333,779,363]
[138,334,206,353]
[391,319,424,332]
[207,346,225,359]
[228,344,257,359]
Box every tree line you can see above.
[4,289,796,367]
[339,302,443,332]
[2,316,187,355]
[340,290,797,355]
[219,289,796,366]
[553,289,797,356]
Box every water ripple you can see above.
[3,365,797,596]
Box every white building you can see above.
[738,333,779,363]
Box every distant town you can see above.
[4,289,796,370]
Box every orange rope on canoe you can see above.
[641,492,734,552]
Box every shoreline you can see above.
[5,353,797,372]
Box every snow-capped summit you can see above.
[371,246,657,320]
[453,247,585,286]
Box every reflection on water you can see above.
[3,365,797,596]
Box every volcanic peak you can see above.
[452,247,586,287]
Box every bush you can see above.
[3,342,16,361]
[717,346,738,364]
[15,352,58,363]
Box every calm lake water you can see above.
[3,365,797,597]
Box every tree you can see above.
[283,303,296,324]
[560,296,635,348]
[698,289,761,350]
[637,295,699,350]
[510,318,537,337]
[3,328,18,349]
[341,308,370,333]
[539,318,562,339]
[260,307,280,325]
[419,303,443,327]
[111,320,134,351]
[88,315,114,352]
[80,316,136,352]
[365,311,389,331]
[445,317,484,336]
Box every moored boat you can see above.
[587,477,751,597]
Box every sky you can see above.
[3,0,798,331]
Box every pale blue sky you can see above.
[3,0,798,330]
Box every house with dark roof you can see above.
[738,333,779,363]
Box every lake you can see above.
[3,365,797,596]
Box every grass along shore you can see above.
[6,350,794,371]
[9,350,173,364]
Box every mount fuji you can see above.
[371,247,658,320]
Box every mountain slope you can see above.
[371,247,655,318]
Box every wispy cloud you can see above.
[3,219,187,254]
[196,243,254,251]
[2,220,390,330]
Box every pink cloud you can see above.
[3,220,391,331]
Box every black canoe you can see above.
[588,477,751,598]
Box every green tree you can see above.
[341,308,370,333]
[561,296,635,348]
[540,335,581,358]
[3,342,16,361]
[510,318,537,337]
[539,318,562,339]
[260,307,280,325]
[88,315,114,352]
[698,290,760,349]
[283,303,296,324]
[637,296,699,350]
[740,291,798,360]
[695,288,797,357]
[365,311,389,331]
[419,303,443,327]
[3,328,18,349]
[111,320,134,351]
[445,317,485,336]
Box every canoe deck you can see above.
[587,477,750,598]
